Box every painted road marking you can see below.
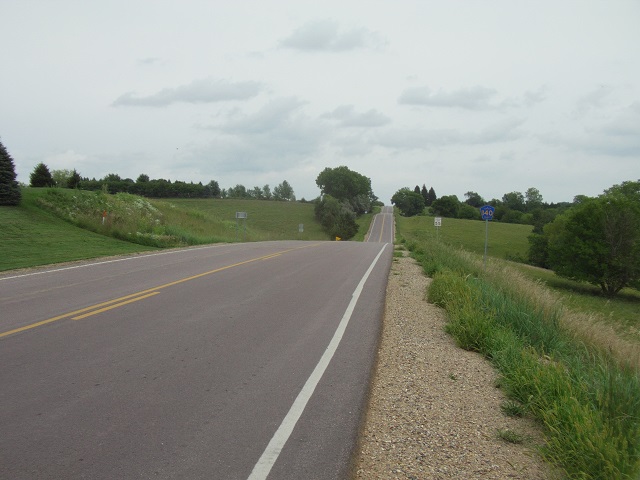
[247,243,389,480]
[0,244,321,339]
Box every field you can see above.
[0,188,348,272]
[397,214,532,261]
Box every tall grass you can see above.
[408,237,640,479]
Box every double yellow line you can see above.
[1,245,316,339]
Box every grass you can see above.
[0,188,341,272]
[403,234,640,479]
[397,214,532,261]
[0,189,154,271]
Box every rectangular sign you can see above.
[235,212,247,219]
[434,217,442,227]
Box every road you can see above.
[366,206,395,244]
[0,240,392,479]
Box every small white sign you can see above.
[298,224,304,233]
[434,217,442,227]
[236,212,247,219]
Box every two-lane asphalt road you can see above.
[366,206,395,243]
[0,240,392,479]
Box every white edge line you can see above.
[247,243,388,480]
[0,244,235,281]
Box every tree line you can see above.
[391,181,640,297]
[25,162,297,201]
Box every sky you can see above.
[1,0,638,205]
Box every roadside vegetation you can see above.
[0,188,329,272]
[397,214,640,479]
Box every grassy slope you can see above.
[398,215,532,260]
[0,189,154,271]
[396,213,640,346]
[0,189,334,272]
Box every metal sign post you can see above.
[479,205,495,269]
[235,212,247,242]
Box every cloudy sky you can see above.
[1,1,638,204]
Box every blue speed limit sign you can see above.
[480,205,495,220]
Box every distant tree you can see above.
[30,162,54,187]
[458,203,478,219]
[227,184,248,198]
[0,140,21,205]
[316,166,374,215]
[427,187,437,206]
[525,187,544,212]
[431,195,460,218]
[314,194,358,240]
[68,169,81,189]
[273,180,295,201]
[391,187,425,217]
[546,186,640,296]
[464,191,485,208]
[250,186,263,199]
[205,180,220,198]
[262,184,272,200]
[137,174,150,183]
[52,169,77,188]
[414,185,420,195]
[421,184,429,205]
[502,191,526,212]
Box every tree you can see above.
[51,169,73,187]
[427,187,437,206]
[431,195,460,218]
[137,174,150,183]
[502,191,525,212]
[391,188,425,217]
[546,189,640,296]
[314,195,359,240]
[525,187,544,212]
[262,184,272,200]
[273,180,295,201]
[0,140,21,205]
[464,191,485,208]
[30,162,54,187]
[205,180,220,198]
[414,185,421,195]
[421,184,429,205]
[316,166,374,215]
[68,169,81,189]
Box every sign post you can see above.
[479,205,495,269]
[235,212,247,242]
[434,217,442,240]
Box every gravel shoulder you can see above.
[353,253,554,479]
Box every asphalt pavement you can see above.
[1,238,393,479]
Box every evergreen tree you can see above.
[0,140,21,205]
[30,162,54,187]
[421,184,429,205]
[68,169,81,189]
[427,187,437,206]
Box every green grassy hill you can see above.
[396,214,532,261]
[0,188,336,272]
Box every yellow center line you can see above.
[72,292,161,320]
[1,243,323,339]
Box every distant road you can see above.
[0,241,392,479]
[366,205,395,243]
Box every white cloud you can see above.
[321,105,390,127]
[280,19,385,52]
[398,86,499,110]
[112,78,263,107]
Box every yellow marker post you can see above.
[335,236,341,241]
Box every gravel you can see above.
[353,253,553,479]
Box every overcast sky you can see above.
[1,1,638,204]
